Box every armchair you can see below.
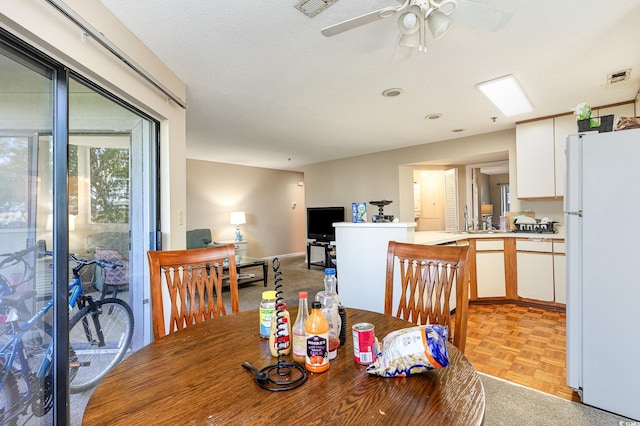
[84,231,130,296]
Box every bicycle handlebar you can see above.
[0,244,47,268]
[1,247,123,273]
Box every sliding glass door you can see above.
[68,76,157,352]
[0,31,158,424]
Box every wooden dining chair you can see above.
[147,245,239,340]
[384,241,471,353]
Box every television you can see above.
[306,207,345,242]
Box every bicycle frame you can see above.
[0,274,86,413]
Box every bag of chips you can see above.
[366,324,449,377]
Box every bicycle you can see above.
[0,246,134,424]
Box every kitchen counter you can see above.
[414,229,565,245]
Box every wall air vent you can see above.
[608,69,631,84]
[295,0,339,18]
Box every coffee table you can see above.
[230,255,267,286]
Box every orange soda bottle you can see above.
[305,301,329,373]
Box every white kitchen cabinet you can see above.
[553,114,577,197]
[475,239,506,298]
[517,112,601,199]
[553,241,566,304]
[516,119,556,198]
[516,239,554,301]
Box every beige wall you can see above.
[1,0,187,249]
[186,159,306,258]
[303,129,535,223]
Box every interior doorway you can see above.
[412,168,458,231]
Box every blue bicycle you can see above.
[0,246,134,424]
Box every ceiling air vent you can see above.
[295,0,339,18]
[608,69,631,84]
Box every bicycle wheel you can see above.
[0,370,19,426]
[68,298,134,393]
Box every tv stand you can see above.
[307,240,333,270]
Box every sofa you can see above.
[186,228,213,249]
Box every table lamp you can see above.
[230,211,246,242]
[480,204,493,216]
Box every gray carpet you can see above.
[480,373,633,425]
[67,255,632,425]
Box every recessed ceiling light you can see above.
[425,113,443,120]
[476,74,533,116]
[451,128,465,133]
[382,88,403,97]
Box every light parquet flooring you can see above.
[463,303,581,402]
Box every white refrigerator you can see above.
[565,128,640,421]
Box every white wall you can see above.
[186,159,306,258]
[303,129,549,224]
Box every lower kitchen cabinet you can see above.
[475,239,506,298]
[516,239,554,302]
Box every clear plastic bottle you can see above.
[316,268,342,357]
[269,303,291,357]
[259,290,276,339]
[305,301,329,373]
[292,291,309,363]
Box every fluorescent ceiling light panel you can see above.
[476,75,532,116]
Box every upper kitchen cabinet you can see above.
[516,118,557,198]
[553,114,576,197]
[516,102,636,199]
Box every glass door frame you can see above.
[1,28,160,423]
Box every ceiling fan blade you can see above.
[321,5,405,37]
[453,0,512,32]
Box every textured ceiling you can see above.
[98,0,640,171]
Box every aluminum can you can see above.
[352,322,376,365]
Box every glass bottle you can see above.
[305,301,329,373]
[292,291,309,363]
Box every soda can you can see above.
[352,322,377,365]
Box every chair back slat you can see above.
[385,241,471,352]
[148,245,239,340]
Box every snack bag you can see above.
[366,324,449,377]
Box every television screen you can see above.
[306,207,345,242]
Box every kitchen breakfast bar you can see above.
[334,222,566,314]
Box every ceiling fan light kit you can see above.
[427,10,453,40]
[321,0,512,54]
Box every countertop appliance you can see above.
[565,128,640,420]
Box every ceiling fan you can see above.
[321,0,512,52]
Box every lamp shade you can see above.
[230,211,246,225]
[480,204,493,215]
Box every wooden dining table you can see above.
[83,307,485,425]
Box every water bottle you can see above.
[316,268,344,356]
[323,268,337,293]
[323,268,347,346]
